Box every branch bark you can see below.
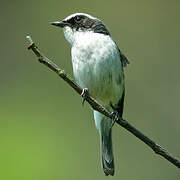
[26,35,180,169]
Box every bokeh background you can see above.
[1,0,180,179]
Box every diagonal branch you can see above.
[26,35,180,169]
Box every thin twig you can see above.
[26,35,180,169]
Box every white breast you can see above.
[71,31,124,107]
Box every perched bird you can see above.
[51,13,129,176]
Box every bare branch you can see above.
[26,35,180,169]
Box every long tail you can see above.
[94,111,114,176]
[101,128,114,176]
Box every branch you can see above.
[26,35,180,169]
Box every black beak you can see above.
[50,21,68,28]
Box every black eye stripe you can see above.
[74,15,86,23]
[75,15,81,21]
[65,15,110,35]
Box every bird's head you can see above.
[51,13,110,45]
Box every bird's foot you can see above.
[110,102,120,128]
[81,88,89,106]
[110,111,120,128]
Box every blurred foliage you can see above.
[0,0,180,179]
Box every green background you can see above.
[1,0,180,179]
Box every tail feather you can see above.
[101,128,114,176]
[94,111,115,176]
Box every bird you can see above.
[51,13,129,176]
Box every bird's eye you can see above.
[75,16,82,22]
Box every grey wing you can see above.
[117,89,125,117]
[113,41,129,117]
[113,40,130,67]
[119,48,130,67]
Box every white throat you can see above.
[63,27,104,47]
[63,26,75,45]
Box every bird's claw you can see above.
[110,111,120,128]
[81,88,89,106]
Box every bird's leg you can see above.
[110,103,120,128]
[81,88,89,106]
[110,111,120,128]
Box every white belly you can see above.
[71,32,124,107]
